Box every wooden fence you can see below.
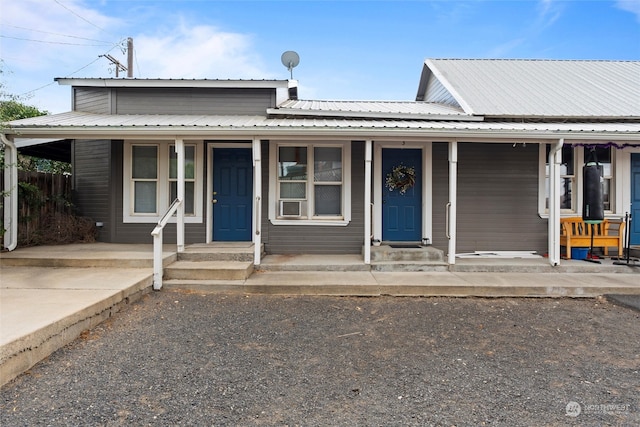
[1,170,80,246]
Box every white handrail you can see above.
[151,198,183,290]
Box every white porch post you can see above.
[423,142,433,245]
[252,138,262,265]
[548,139,564,266]
[364,140,372,264]
[1,134,18,251]
[447,141,458,265]
[175,138,185,253]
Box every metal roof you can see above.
[268,99,475,120]
[6,111,640,141]
[55,78,296,89]
[417,59,640,118]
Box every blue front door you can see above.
[382,148,422,241]
[212,148,253,241]
[631,153,640,245]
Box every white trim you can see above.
[268,140,351,226]
[123,140,204,223]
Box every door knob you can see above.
[212,199,218,204]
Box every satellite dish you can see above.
[281,51,300,79]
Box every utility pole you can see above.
[100,37,133,78]
[127,37,133,77]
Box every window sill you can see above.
[270,219,349,226]
[123,216,203,224]
[538,212,620,219]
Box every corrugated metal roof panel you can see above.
[6,112,640,137]
[275,99,467,116]
[423,59,640,118]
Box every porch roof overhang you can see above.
[4,111,640,142]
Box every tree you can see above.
[1,64,71,174]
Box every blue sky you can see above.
[1,0,639,113]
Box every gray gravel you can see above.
[1,292,639,426]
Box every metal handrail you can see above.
[151,198,183,290]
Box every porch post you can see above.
[1,133,18,251]
[364,140,372,264]
[447,141,458,265]
[175,138,185,253]
[548,139,564,266]
[252,138,262,266]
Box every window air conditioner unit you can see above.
[279,200,305,217]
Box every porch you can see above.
[2,242,638,292]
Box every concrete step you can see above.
[258,254,369,272]
[371,261,449,272]
[370,244,445,263]
[179,244,255,262]
[164,261,254,281]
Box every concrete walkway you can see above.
[1,243,639,387]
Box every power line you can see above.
[0,23,112,44]
[53,0,114,38]
[19,56,104,98]
[0,34,111,47]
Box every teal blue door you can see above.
[212,148,253,241]
[631,153,640,245]
[382,148,422,241]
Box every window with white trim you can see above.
[270,142,351,225]
[124,141,203,223]
[541,144,615,215]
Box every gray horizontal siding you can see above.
[263,141,365,254]
[73,140,111,239]
[432,142,547,254]
[74,88,110,113]
[115,88,275,115]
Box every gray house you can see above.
[4,59,640,267]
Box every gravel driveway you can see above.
[2,292,639,426]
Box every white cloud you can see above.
[616,0,640,22]
[133,20,268,79]
[1,1,270,112]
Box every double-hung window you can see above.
[270,142,351,225]
[125,141,202,223]
[541,144,615,216]
[131,145,158,214]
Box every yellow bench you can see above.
[560,217,625,259]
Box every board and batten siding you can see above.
[73,88,110,113]
[110,141,207,244]
[114,88,276,115]
[431,142,547,254]
[263,141,365,255]
[73,140,112,240]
